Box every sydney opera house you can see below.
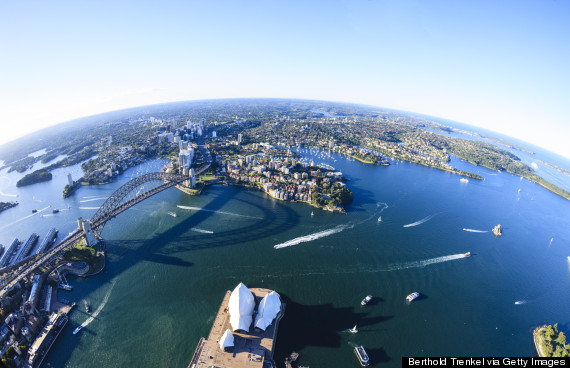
[188,283,285,368]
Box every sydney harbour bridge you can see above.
[0,146,212,297]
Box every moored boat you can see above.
[361,295,372,306]
[73,326,82,335]
[84,300,90,313]
[406,292,420,302]
[354,345,370,366]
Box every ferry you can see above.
[406,292,420,302]
[32,209,38,213]
[84,300,90,313]
[460,178,469,183]
[464,252,471,257]
[73,326,82,335]
[492,224,502,237]
[58,283,72,291]
[354,345,370,366]
[361,295,373,306]
[52,209,59,214]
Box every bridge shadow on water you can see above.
[97,184,301,280]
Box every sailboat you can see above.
[378,216,382,222]
[311,211,314,216]
[348,325,358,334]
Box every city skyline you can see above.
[1,0,569,158]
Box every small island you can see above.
[16,170,52,187]
[534,324,570,357]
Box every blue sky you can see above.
[1,0,569,158]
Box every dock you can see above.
[188,287,285,368]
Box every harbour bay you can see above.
[1,144,570,368]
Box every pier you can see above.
[188,287,285,368]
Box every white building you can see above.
[219,329,234,351]
[228,283,255,332]
[254,291,281,331]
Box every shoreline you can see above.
[533,325,548,357]
[223,180,347,213]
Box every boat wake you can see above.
[274,224,353,249]
[261,253,471,277]
[385,253,469,271]
[79,207,100,210]
[77,280,116,331]
[548,238,554,247]
[177,205,262,219]
[0,191,17,197]
[190,228,214,234]
[403,214,437,228]
[463,228,488,233]
[0,205,50,230]
[79,197,107,203]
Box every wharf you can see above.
[25,311,69,368]
[188,288,285,368]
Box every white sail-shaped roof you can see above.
[254,291,281,331]
[228,283,255,332]
[219,329,234,350]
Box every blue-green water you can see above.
[1,147,570,368]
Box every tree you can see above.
[546,326,556,340]
[556,332,567,346]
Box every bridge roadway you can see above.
[90,176,185,233]
[0,143,213,298]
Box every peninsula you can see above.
[533,324,570,357]
[188,283,284,368]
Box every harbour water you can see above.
[1,145,570,367]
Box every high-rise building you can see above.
[238,134,243,144]
[212,131,217,138]
[67,173,73,187]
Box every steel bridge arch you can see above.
[89,172,189,235]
